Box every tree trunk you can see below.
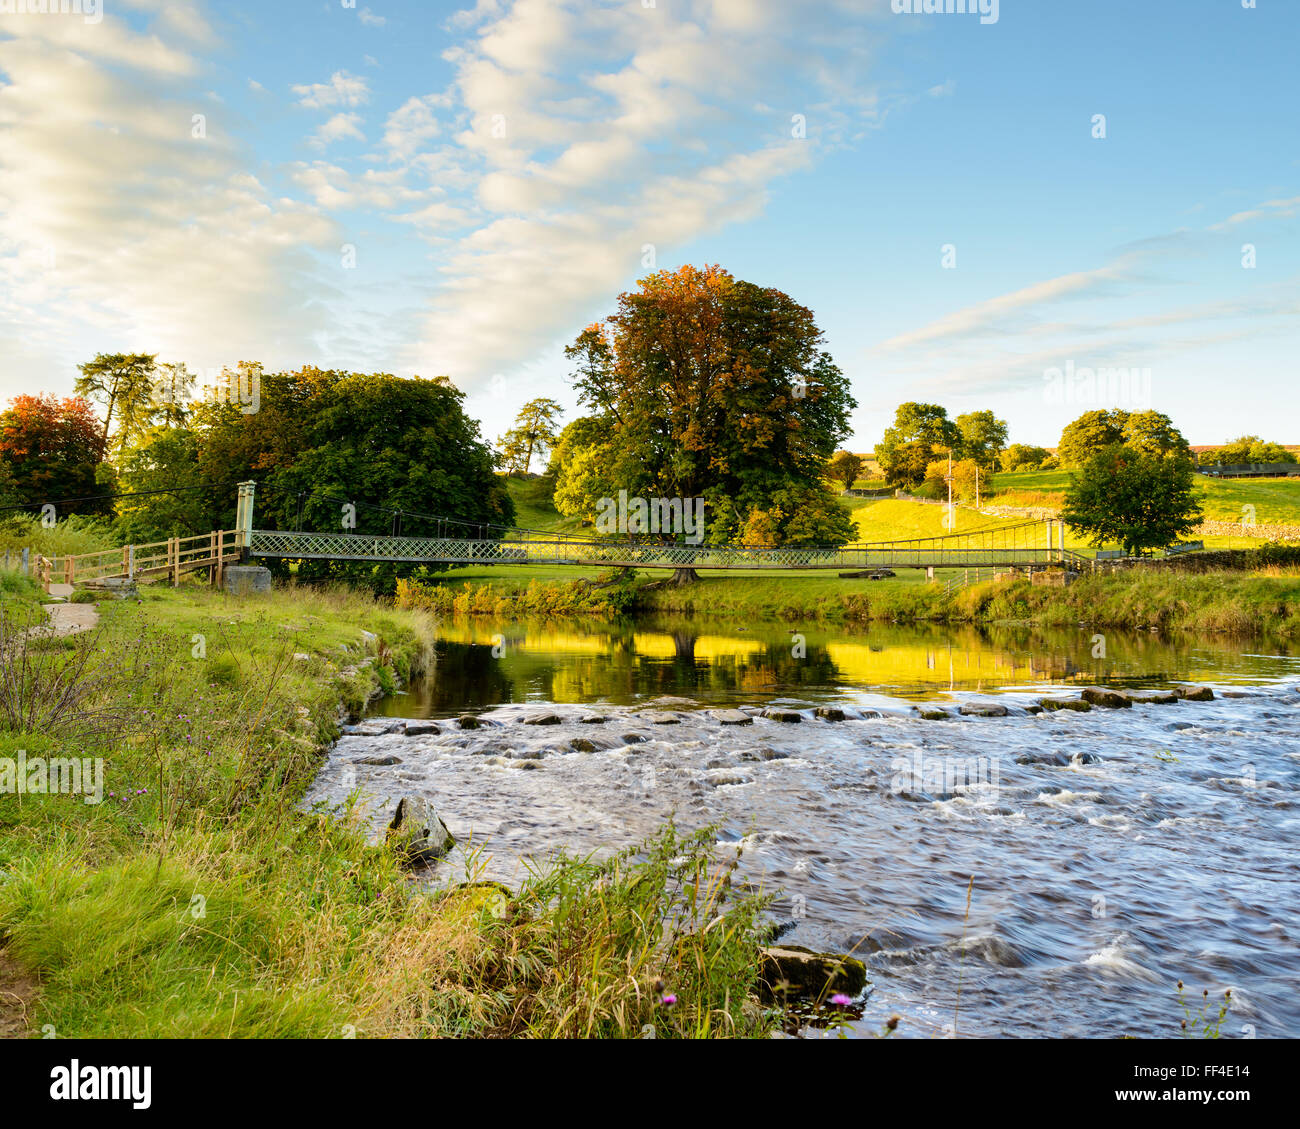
[670,568,699,586]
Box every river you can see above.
[301,616,1300,1038]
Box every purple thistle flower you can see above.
[660,994,677,1007]
[829,994,853,1007]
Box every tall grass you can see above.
[0,514,118,559]
[0,584,776,1038]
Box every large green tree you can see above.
[1061,444,1203,556]
[1121,410,1191,460]
[875,403,960,487]
[1057,409,1130,468]
[558,264,856,547]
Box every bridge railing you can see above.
[247,529,1070,570]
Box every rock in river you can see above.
[763,708,803,723]
[710,709,754,725]
[759,945,868,1000]
[814,706,846,721]
[404,720,441,736]
[523,712,563,725]
[387,796,455,866]
[1174,685,1216,702]
[1039,696,1092,713]
[959,702,1009,717]
[1081,688,1132,709]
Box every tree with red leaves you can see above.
[0,394,111,517]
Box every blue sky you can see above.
[1,0,1296,451]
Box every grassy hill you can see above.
[986,468,1300,525]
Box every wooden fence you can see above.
[21,531,243,593]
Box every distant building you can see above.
[1196,463,1300,479]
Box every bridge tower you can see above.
[234,481,256,557]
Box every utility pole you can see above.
[946,450,954,531]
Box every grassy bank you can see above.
[398,563,1300,638]
[641,569,1300,636]
[0,582,776,1038]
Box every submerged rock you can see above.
[759,945,868,1000]
[814,706,846,721]
[640,711,682,725]
[643,695,701,710]
[959,702,1009,718]
[580,713,609,724]
[457,715,484,729]
[1126,691,1179,705]
[739,746,790,762]
[523,712,563,725]
[1039,697,1092,713]
[763,708,803,723]
[387,796,455,866]
[917,708,951,721]
[1081,688,1132,709]
[710,709,754,726]
[353,754,402,766]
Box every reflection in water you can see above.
[334,616,1300,1039]
[378,616,1299,717]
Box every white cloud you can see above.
[0,18,342,399]
[358,7,387,28]
[310,112,366,149]
[292,70,370,110]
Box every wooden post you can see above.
[209,531,217,585]
[65,555,74,587]
[170,538,178,586]
[122,545,130,578]
[216,532,225,591]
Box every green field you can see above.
[987,468,1300,526]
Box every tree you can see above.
[1207,436,1297,465]
[75,352,159,458]
[113,426,210,542]
[875,402,960,474]
[955,410,1008,470]
[924,456,987,504]
[498,397,564,475]
[1057,409,1130,468]
[879,439,935,490]
[1061,444,1203,556]
[828,450,864,490]
[560,264,856,549]
[1000,443,1051,472]
[1121,410,1190,460]
[0,394,110,516]
[189,368,513,592]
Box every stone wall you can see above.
[1193,520,1300,541]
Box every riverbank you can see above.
[396,567,1300,638]
[0,583,778,1038]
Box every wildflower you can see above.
[885,1014,900,1031]
[659,994,677,1007]
[829,994,853,1008]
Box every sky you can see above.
[1,0,1297,452]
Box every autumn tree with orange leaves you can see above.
[0,394,113,516]
[558,264,856,548]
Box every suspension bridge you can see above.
[21,480,1088,591]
